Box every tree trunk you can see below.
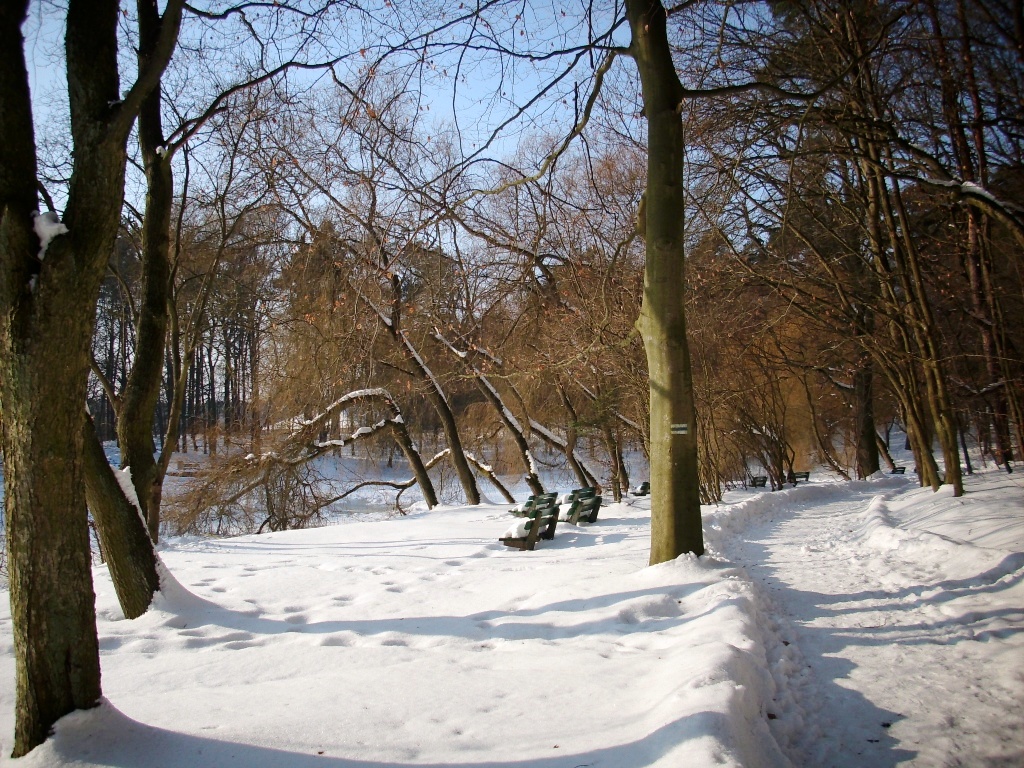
[628,0,704,562]
[82,414,160,619]
[389,421,439,508]
[0,1,100,754]
[380,295,479,504]
[117,29,172,542]
[853,356,879,478]
[602,425,624,502]
[875,433,896,471]
[0,0,181,754]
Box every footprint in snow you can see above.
[223,639,263,650]
[320,636,352,647]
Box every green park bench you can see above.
[567,493,602,524]
[499,496,560,551]
[509,492,558,517]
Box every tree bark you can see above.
[405,337,481,504]
[556,385,599,489]
[0,0,181,754]
[117,8,173,541]
[627,0,704,561]
[0,0,106,755]
[82,414,160,619]
[388,421,439,508]
[853,357,880,478]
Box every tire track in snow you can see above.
[713,483,1024,767]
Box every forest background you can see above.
[62,0,1022,523]
[0,0,1022,758]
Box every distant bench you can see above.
[789,471,810,484]
[750,476,768,488]
[632,481,650,497]
[890,466,906,475]
[169,460,201,477]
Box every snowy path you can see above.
[716,481,1024,767]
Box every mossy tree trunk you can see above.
[627,0,704,563]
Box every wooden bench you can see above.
[750,476,768,488]
[170,460,201,477]
[499,497,560,551]
[568,494,602,524]
[559,487,595,521]
[562,486,596,506]
[632,481,650,497]
[509,492,557,517]
[890,466,906,474]
[789,471,810,484]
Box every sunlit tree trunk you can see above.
[627,0,704,562]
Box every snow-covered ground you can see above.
[0,468,1021,766]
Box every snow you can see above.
[501,518,529,538]
[960,180,1001,205]
[113,466,143,516]
[31,211,68,259]
[299,388,392,427]
[707,470,1024,767]
[1,468,1021,766]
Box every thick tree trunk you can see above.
[1,346,103,757]
[0,0,181,754]
[628,0,704,562]
[1,2,102,755]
